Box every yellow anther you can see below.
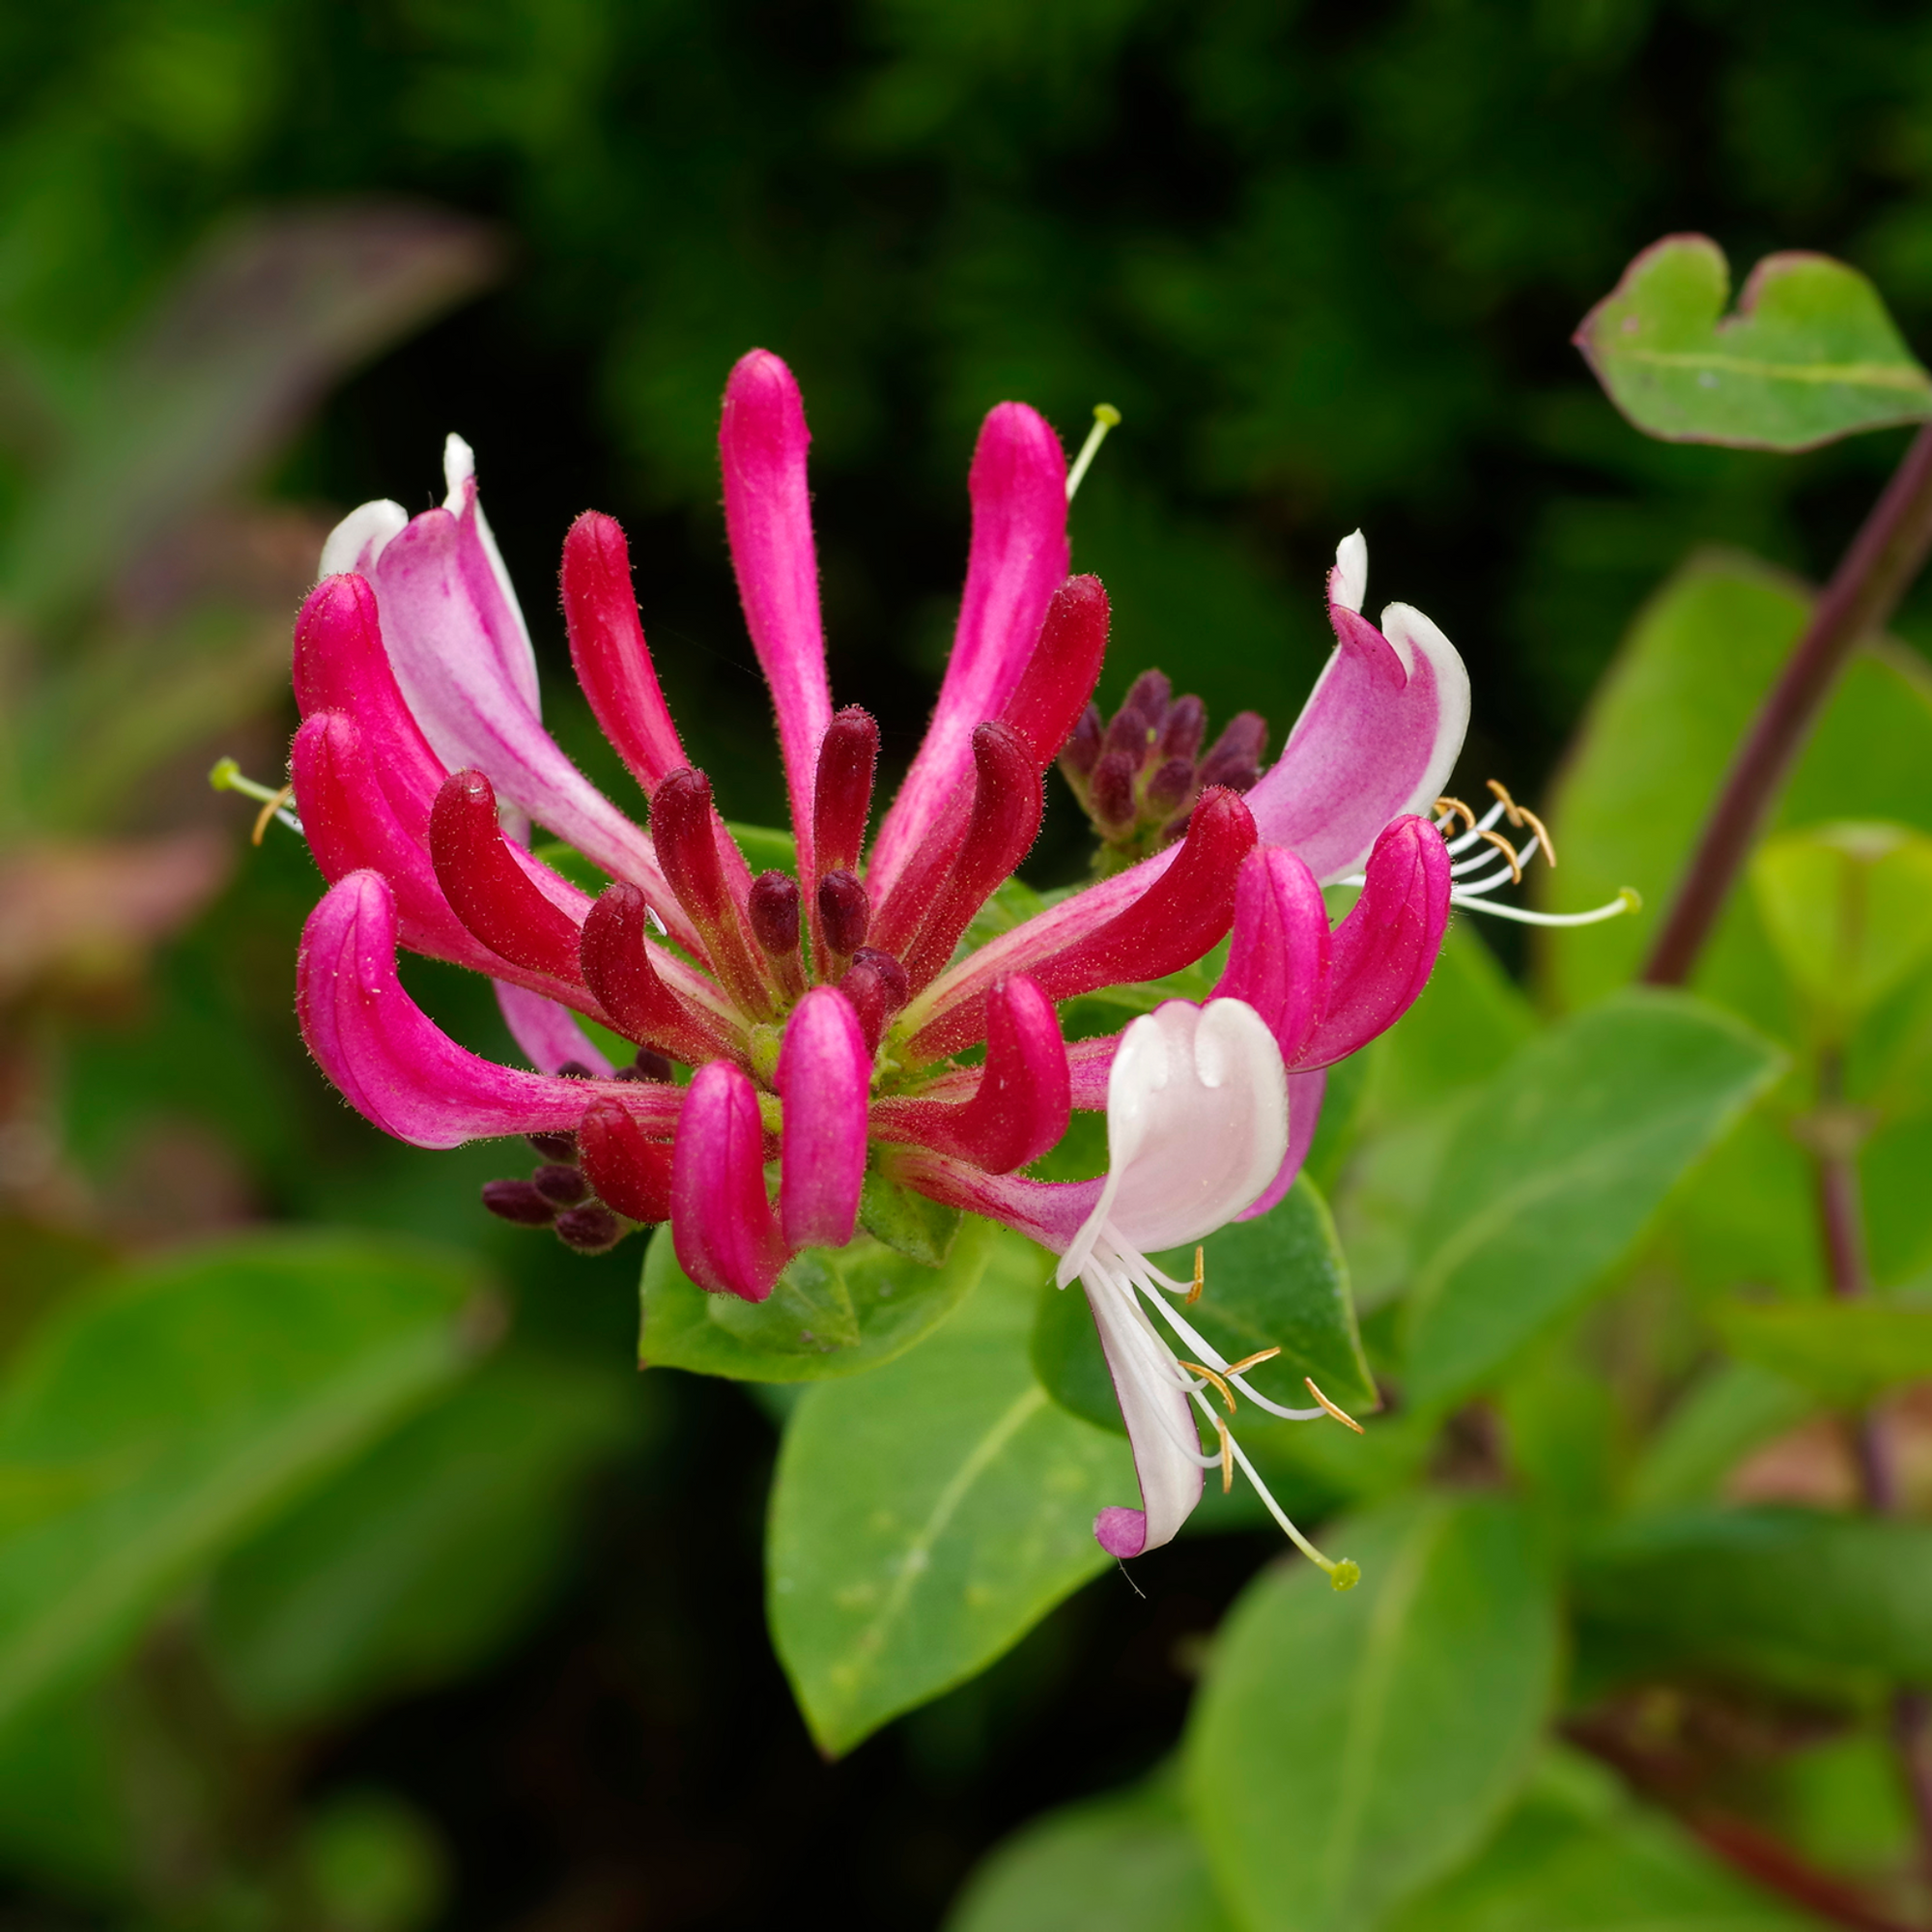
[1214,1416,1234,1493]
[1474,827,1522,883]
[1185,1245,1205,1306]
[1514,805,1556,868]
[251,782,297,847]
[1434,795,1476,833]
[1304,1377,1366,1434]
[1180,1361,1237,1415]
[1223,1346,1281,1377]
[1486,777,1525,827]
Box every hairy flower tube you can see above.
[288,351,1465,1459]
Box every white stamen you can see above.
[1065,404,1122,502]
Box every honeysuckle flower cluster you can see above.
[286,349,1473,1559]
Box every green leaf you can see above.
[1404,991,1782,1407]
[1542,552,1932,1017]
[1750,821,1932,1027]
[946,1768,1235,1932]
[0,1231,490,1728]
[1384,1748,1814,1932]
[1625,1360,1819,1514]
[860,1165,964,1264]
[767,1228,1134,1754]
[1577,1507,1932,1691]
[1575,234,1932,450]
[1711,1297,1932,1408]
[1186,1493,1560,1932]
[203,1355,635,1723]
[1031,1175,1375,1435]
[639,1213,990,1382]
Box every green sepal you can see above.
[859,1165,962,1266]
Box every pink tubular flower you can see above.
[289,349,1466,1303]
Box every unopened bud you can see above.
[631,1048,675,1083]
[1061,703,1103,782]
[749,870,802,957]
[526,1130,578,1162]
[532,1162,591,1208]
[482,1179,555,1226]
[1145,756,1195,819]
[813,705,879,876]
[843,946,909,1053]
[1157,694,1206,762]
[1121,668,1172,734]
[818,868,871,957]
[555,1060,597,1081]
[554,1205,624,1253]
[1089,749,1138,831]
[1198,712,1268,794]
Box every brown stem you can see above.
[1805,1050,1932,1896]
[1645,422,1932,987]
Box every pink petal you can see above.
[775,986,869,1249]
[1243,564,1469,884]
[430,769,588,984]
[885,1149,1101,1251]
[871,975,1070,1174]
[365,494,680,924]
[292,713,594,1013]
[298,871,680,1150]
[293,574,445,832]
[720,350,833,882]
[650,768,774,1015]
[561,510,690,794]
[812,705,878,879]
[995,573,1110,772]
[1236,1066,1327,1221]
[579,883,742,1068]
[1294,813,1450,1067]
[581,1097,674,1224]
[868,404,1068,896]
[1214,846,1331,1064]
[494,980,613,1078]
[670,1060,791,1301]
[904,788,1257,1063]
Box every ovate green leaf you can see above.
[1186,1493,1560,1932]
[768,1228,1134,1754]
[1405,992,1782,1407]
[0,1232,489,1728]
[1575,234,1932,449]
[945,1769,1234,1932]
[639,1214,989,1382]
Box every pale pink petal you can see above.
[1243,535,1469,884]
[319,499,408,578]
[775,985,869,1249]
[1236,1066,1327,1221]
[670,1060,791,1301]
[868,404,1068,895]
[298,871,678,1150]
[719,351,832,881]
[494,980,614,1078]
[885,1149,1101,1252]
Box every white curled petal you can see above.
[320,499,408,579]
[1329,528,1368,614]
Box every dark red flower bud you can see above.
[532,1162,591,1208]
[429,769,586,983]
[555,1060,597,1080]
[1061,703,1103,783]
[555,1206,625,1253]
[581,882,735,1066]
[1120,668,1172,734]
[623,1048,674,1084]
[580,1096,674,1225]
[1145,755,1196,819]
[1198,712,1269,793]
[813,706,878,878]
[482,1179,554,1226]
[818,868,871,958]
[843,947,909,1055]
[1102,702,1155,763]
[747,869,806,998]
[526,1130,578,1161]
[1002,577,1109,770]
[650,768,772,1014]
[1157,694,1207,762]
[1088,749,1138,831]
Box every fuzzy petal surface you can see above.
[774,985,869,1250]
[670,1059,791,1301]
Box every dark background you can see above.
[9,1,1932,1924]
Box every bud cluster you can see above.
[1060,670,1268,872]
